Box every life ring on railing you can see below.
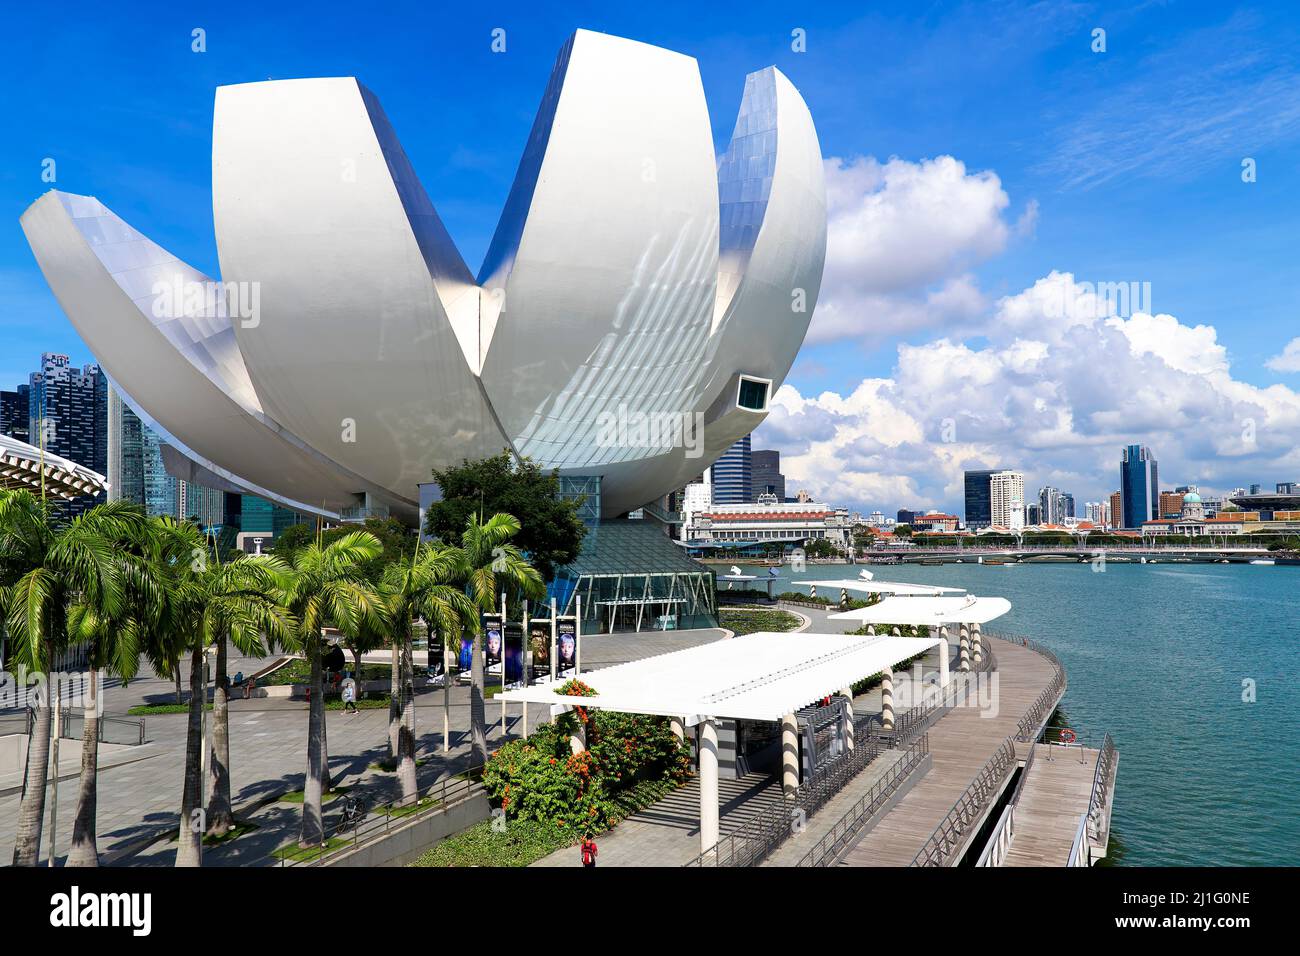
[1059,728,1077,744]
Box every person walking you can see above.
[341,674,358,715]
[580,835,598,868]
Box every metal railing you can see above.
[0,709,34,737]
[280,766,485,867]
[910,735,1019,867]
[1085,732,1117,847]
[975,737,1038,867]
[794,734,930,867]
[988,635,1067,742]
[1067,812,1091,867]
[856,642,995,747]
[684,732,889,867]
[58,711,147,746]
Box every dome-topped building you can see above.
[1181,492,1205,520]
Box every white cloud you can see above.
[1266,337,1300,373]
[809,155,1021,343]
[759,273,1300,512]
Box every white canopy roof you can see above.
[796,578,965,596]
[827,595,1011,626]
[496,631,940,723]
[0,433,110,500]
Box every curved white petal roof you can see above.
[21,30,827,522]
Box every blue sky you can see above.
[4,0,1299,512]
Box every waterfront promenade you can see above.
[838,636,1061,866]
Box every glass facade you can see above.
[1120,444,1159,529]
[547,520,717,632]
[558,474,602,524]
[712,433,752,504]
[963,469,996,528]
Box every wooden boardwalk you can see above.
[1001,743,1100,866]
[838,638,1062,867]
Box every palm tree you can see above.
[379,543,479,802]
[62,513,161,866]
[455,513,544,767]
[279,530,383,847]
[0,492,145,866]
[150,518,295,866]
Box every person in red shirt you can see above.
[580,836,598,867]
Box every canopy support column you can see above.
[669,717,685,742]
[959,623,971,673]
[781,713,800,795]
[881,667,894,731]
[698,718,719,855]
[972,622,983,667]
[840,687,855,751]
[938,637,950,688]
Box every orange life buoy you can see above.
[1059,728,1076,744]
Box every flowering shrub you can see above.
[483,711,692,835]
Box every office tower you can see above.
[107,384,145,505]
[963,469,997,529]
[712,434,752,504]
[1038,486,1061,525]
[27,353,108,517]
[141,423,180,518]
[990,471,1025,529]
[1109,491,1122,529]
[896,509,917,525]
[1120,444,1159,529]
[0,384,30,442]
[1158,491,1185,519]
[1025,503,1042,525]
[750,449,786,501]
[1060,493,1075,519]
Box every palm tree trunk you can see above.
[388,636,400,758]
[470,629,487,766]
[396,628,417,803]
[206,636,233,836]
[174,666,182,705]
[66,669,100,867]
[300,634,326,846]
[11,683,52,866]
[176,643,205,866]
[321,693,332,793]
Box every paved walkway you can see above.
[0,627,727,866]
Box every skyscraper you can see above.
[750,449,786,501]
[1039,486,1061,525]
[27,353,107,517]
[1120,444,1159,529]
[1060,493,1075,520]
[989,471,1025,529]
[107,384,145,506]
[963,469,998,529]
[0,385,30,443]
[712,434,752,504]
[1109,491,1122,529]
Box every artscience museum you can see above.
[22,28,826,533]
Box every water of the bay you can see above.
[729,559,1299,866]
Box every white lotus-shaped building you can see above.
[21,31,826,523]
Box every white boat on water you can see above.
[1250,559,1276,566]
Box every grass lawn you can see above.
[719,606,802,636]
[167,819,261,846]
[278,785,350,804]
[274,835,352,863]
[408,777,681,867]
[261,658,426,686]
[408,818,573,867]
[127,702,211,715]
[325,695,390,710]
